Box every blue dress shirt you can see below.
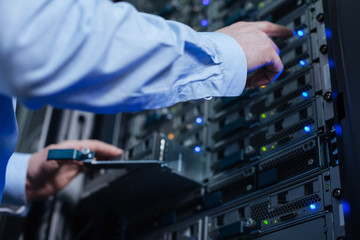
[0,0,247,205]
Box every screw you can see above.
[246,184,253,191]
[245,112,254,122]
[324,92,332,102]
[245,218,257,229]
[245,145,255,155]
[308,159,314,166]
[317,13,324,22]
[333,188,342,199]
[320,45,328,54]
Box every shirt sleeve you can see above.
[0,152,31,215]
[0,0,247,113]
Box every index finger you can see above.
[256,21,294,38]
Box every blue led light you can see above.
[194,146,202,153]
[302,91,309,98]
[202,0,210,6]
[304,126,311,132]
[342,200,351,216]
[297,30,305,37]
[201,19,208,27]
[195,117,204,125]
[299,60,307,66]
[310,204,317,210]
[335,124,343,137]
[325,28,332,39]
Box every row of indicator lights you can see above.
[297,29,306,66]
[194,122,309,152]
[260,91,309,121]
[165,114,201,152]
[261,112,275,119]
[201,0,210,26]
[261,93,309,117]
[263,219,277,225]
[261,145,275,152]
[260,126,311,152]
[193,113,205,152]
[263,204,317,225]
[169,116,204,151]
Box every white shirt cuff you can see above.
[2,153,31,207]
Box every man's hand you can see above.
[217,21,294,87]
[26,140,122,201]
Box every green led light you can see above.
[259,2,265,8]
[270,112,274,116]
[325,184,329,188]
[262,146,267,152]
[274,220,277,224]
[271,145,275,149]
[263,220,269,225]
[261,113,266,119]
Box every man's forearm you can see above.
[0,0,246,113]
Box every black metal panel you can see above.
[322,0,360,238]
[78,166,201,224]
[253,217,326,240]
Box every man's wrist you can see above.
[199,32,247,96]
[2,153,31,207]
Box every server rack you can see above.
[1,0,358,239]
